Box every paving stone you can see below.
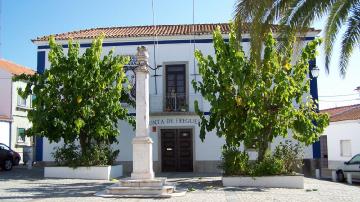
[0,167,359,202]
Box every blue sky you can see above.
[2,0,359,109]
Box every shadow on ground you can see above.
[0,166,44,181]
[4,168,358,201]
[156,172,268,192]
[0,167,112,200]
[0,182,112,200]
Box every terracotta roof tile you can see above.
[0,115,12,121]
[33,23,318,42]
[321,104,360,122]
[0,59,35,76]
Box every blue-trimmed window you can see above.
[17,128,26,143]
[37,51,46,73]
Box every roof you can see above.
[33,23,319,42]
[0,59,35,76]
[0,115,12,122]
[321,104,360,122]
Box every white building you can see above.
[33,23,321,173]
[321,104,360,170]
[0,59,34,162]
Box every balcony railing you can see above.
[165,93,187,112]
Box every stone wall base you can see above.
[302,159,321,177]
[222,175,304,189]
[44,165,123,180]
[37,159,320,177]
[193,161,222,173]
[119,160,221,174]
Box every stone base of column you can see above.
[131,136,155,180]
[131,171,155,180]
[96,178,185,198]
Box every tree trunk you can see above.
[79,133,87,155]
[257,130,270,162]
[257,141,269,162]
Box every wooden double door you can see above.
[161,129,193,172]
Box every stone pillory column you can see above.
[131,46,154,180]
[99,46,178,198]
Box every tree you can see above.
[192,24,329,161]
[14,36,135,164]
[235,0,360,77]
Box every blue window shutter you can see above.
[309,59,318,109]
[35,136,43,161]
[312,141,321,159]
[309,59,321,158]
[35,51,45,161]
[37,51,45,73]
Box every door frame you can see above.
[158,126,195,172]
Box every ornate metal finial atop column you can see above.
[135,46,149,72]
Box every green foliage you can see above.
[273,140,304,173]
[52,144,119,167]
[235,0,360,76]
[252,153,285,176]
[193,23,329,162]
[222,140,304,176]
[221,148,285,176]
[52,144,78,166]
[221,146,250,176]
[14,35,135,166]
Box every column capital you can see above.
[136,46,149,73]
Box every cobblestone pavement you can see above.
[1,167,360,202]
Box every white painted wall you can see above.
[43,139,63,162]
[44,165,123,180]
[0,68,12,147]
[43,117,311,162]
[324,120,360,169]
[10,80,33,162]
[11,80,33,144]
[272,133,313,159]
[0,69,12,117]
[43,116,225,162]
[38,35,239,113]
[0,69,32,153]
[38,34,316,163]
[0,121,10,146]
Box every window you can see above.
[30,94,36,108]
[17,128,26,143]
[349,155,360,164]
[122,55,137,101]
[17,89,27,107]
[165,64,187,112]
[340,140,351,157]
[0,144,10,151]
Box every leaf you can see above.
[74,118,85,132]
[77,96,82,104]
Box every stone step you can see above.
[106,185,175,196]
[119,178,167,187]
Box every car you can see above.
[0,143,21,171]
[336,154,360,182]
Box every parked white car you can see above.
[336,154,360,182]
